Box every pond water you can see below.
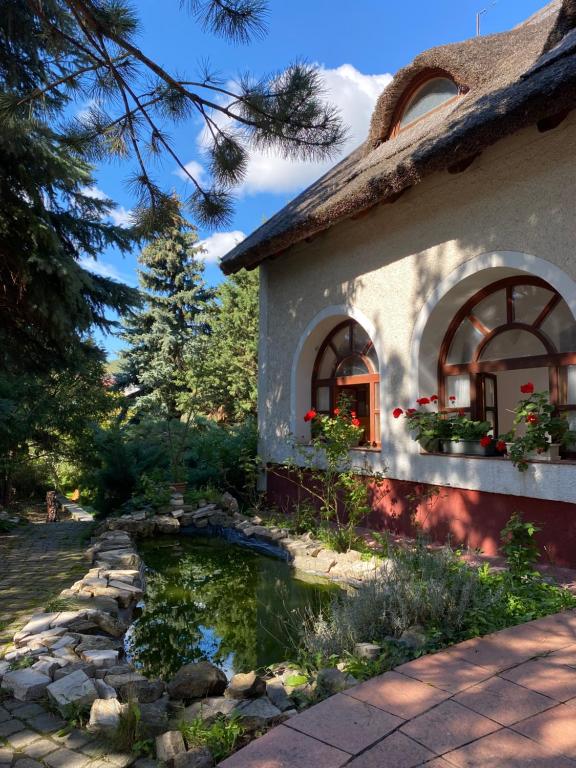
[126,531,338,679]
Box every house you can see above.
[222,0,576,566]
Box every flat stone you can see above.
[6,728,42,749]
[116,678,165,704]
[288,694,403,755]
[0,720,25,738]
[80,650,119,669]
[156,517,180,534]
[88,698,124,733]
[173,748,214,768]
[0,749,12,765]
[396,651,492,693]
[47,670,98,714]
[232,697,282,730]
[266,680,294,712]
[155,731,186,763]
[346,730,436,768]
[53,662,95,681]
[74,635,122,653]
[139,697,170,736]
[12,760,43,768]
[104,672,146,690]
[179,697,237,723]
[108,580,143,595]
[344,671,451,719]
[23,738,60,759]
[226,672,266,700]
[11,703,45,719]
[500,659,576,702]
[26,712,66,734]
[512,703,576,759]
[44,748,91,768]
[454,675,557,726]
[1,669,51,702]
[15,615,59,642]
[445,727,576,768]
[31,659,61,678]
[94,679,117,699]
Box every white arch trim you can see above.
[290,304,381,436]
[410,250,576,402]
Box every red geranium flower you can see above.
[304,409,316,422]
[406,408,417,415]
[430,394,438,402]
[333,407,340,416]
[496,440,507,452]
[520,382,535,394]
[416,397,430,406]
[526,413,539,424]
[393,407,404,419]
[448,395,456,402]
[480,435,492,447]
[351,411,357,418]
[352,418,361,427]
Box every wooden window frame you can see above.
[387,68,467,140]
[312,320,381,447]
[438,277,576,430]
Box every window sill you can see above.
[419,451,576,466]
[351,445,381,453]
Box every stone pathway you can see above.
[220,609,576,767]
[0,506,93,652]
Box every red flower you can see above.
[393,407,404,419]
[520,382,535,394]
[496,440,507,452]
[480,435,492,447]
[448,395,456,402]
[304,409,316,422]
[351,411,357,418]
[430,394,438,402]
[526,413,539,424]
[417,397,430,406]
[406,408,417,415]
[352,418,361,427]
[333,408,340,416]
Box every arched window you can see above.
[439,277,576,436]
[313,320,380,446]
[389,71,463,139]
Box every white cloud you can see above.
[80,185,108,201]
[175,160,206,183]
[109,206,134,228]
[78,256,132,283]
[198,230,246,263]
[177,64,391,199]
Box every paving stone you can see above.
[0,720,26,738]
[47,670,98,714]
[12,704,45,720]
[0,749,13,765]
[1,670,51,702]
[105,752,136,767]
[26,712,66,734]
[44,748,91,768]
[0,707,11,723]
[23,738,60,759]
[78,739,108,758]
[346,731,437,768]
[55,729,94,750]
[544,643,576,668]
[400,700,500,755]
[512,703,576,759]
[12,760,43,768]
[500,658,576,702]
[218,724,350,768]
[395,652,492,693]
[286,693,404,755]
[5,729,42,750]
[443,727,576,767]
[344,670,451,718]
[454,675,557,725]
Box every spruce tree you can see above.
[120,224,214,418]
[195,269,259,422]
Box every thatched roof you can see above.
[221,0,576,274]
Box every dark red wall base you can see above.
[266,467,576,568]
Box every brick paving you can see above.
[0,509,92,651]
[219,609,576,767]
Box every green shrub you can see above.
[500,512,540,577]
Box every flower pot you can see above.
[419,437,441,453]
[525,443,561,462]
[441,439,496,457]
[170,481,188,494]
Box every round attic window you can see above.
[399,77,459,129]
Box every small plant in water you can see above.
[179,714,245,762]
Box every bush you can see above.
[179,715,244,762]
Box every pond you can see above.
[126,531,338,680]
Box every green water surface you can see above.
[127,533,337,679]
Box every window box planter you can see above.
[441,439,496,457]
[506,441,561,462]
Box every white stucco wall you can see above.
[258,111,576,504]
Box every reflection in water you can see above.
[127,534,336,679]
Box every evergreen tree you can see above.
[2,0,344,232]
[120,224,214,418]
[0,0,139,371]
[195,269,259,422]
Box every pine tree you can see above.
[120,224,214,418]
[195,269,259,422]
[2,0,344,232]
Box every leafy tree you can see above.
[3,0,344,232]
[120,223,214,419]
[195,269,259,422]
[0,0,140,370]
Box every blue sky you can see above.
[87,0,548,357]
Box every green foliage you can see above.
[179,715,244,762]
[8,656,34,671]
[500,512,541,577]
[44,596,74,613]
[113,701,147,754]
